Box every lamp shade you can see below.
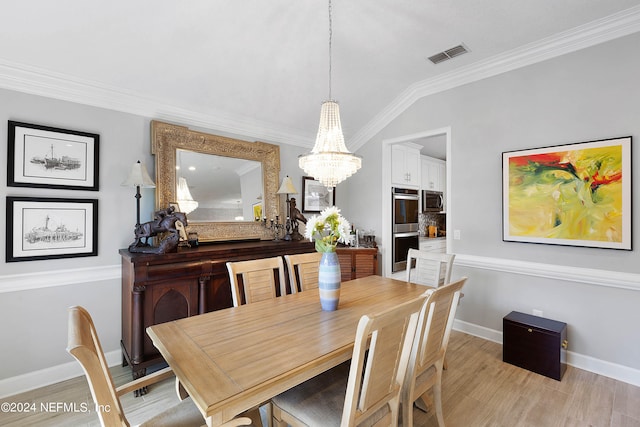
[121,161,156,188]
[277,175,298,194]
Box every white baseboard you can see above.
[453,319,640,387]
[0,350,121,399]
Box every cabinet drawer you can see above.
[503,311,567,381]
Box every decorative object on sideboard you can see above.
[121,160,156,230]
[262,215,286,241]
[298,0,361,189]
[128,205,188,254]
[277,175,298,241]
[288,197,307,241]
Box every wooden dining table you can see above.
[147,275,428,426]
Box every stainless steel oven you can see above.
[392,188,419,272]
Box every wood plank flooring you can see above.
[2,331,639,426]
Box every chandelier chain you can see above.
[328,0,333,100]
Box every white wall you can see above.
[345,32,640,382]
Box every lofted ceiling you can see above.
[1,1,640,152]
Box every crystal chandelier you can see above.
[299,0,361,190]
[176,176,199,214]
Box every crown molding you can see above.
[0,59,314,148]
[0,6,639,152]
[348,5,640,151]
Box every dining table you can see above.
[146,274,428,427]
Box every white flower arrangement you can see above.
[304,206,351,253]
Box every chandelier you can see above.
[176,177,199,214]
[299,0,361,190]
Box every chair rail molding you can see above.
[455,254,640,292]
[0,265,120,293]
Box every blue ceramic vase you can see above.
[318,251,341,311]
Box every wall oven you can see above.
[392,188,419,272]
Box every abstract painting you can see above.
[502,137,631,250]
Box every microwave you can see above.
[422,190,444,212]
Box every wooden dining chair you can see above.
[284,252,322,292]
[401,277,467,427]
[271,293,428,427]
[227,256,288,306]
[405,249,455,288]
[66,305,209,427]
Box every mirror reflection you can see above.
[176,149,263,222]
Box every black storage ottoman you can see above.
[503,311,567,381]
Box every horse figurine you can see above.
[128,206,188,254]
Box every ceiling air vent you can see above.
[428,44,469,64]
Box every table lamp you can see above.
[122,160,156,228]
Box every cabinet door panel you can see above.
[354,253,375,278]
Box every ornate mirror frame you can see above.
[151,120,280,242]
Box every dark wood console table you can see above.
[120,240,379,384]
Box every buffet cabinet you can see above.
[120,241,379,379]
[335,247,378,282]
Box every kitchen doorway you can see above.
[381,128,451,278]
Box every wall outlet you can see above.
[532,309,543,317]
[453,230,461,240]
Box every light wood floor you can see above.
[2,331,639,426]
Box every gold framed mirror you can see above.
[151,120,280,242]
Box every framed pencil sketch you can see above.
[7,121,99,191]
[502,136,631,250]
[6,197,99,262]
[301,176,335,213]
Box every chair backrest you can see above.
[226,256,287,306]
[341,294,428,426]
[403,277,467,406]
[405,249,455,288]
[284,252,322,292]
[67,306,129,427]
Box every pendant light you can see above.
[299,0,361,190]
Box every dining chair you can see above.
[284,252,322,292]
[405,249,455,288]
[271,293,428,427]
[66,305,210,427]
[401,277,467,427]
[227,256,288,306]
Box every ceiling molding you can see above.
[0,5,639,152]
[348,5,640,151]
[0,59,314,148]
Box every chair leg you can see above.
[271,404,287,427]
[432,382,445,427]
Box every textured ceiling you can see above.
[1,1,639,152]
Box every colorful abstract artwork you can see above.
[502,137,631,250]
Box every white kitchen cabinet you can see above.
[419,238,446,253]
[421,156,445,192]
[391,143,421,188]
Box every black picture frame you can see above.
[6,196,99,262]
[7,121,99,191]
[301,176,336,213]
[502,136,631,250]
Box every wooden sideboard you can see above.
[120,240,378,381]
[335,247,378,281]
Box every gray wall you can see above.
[0,89,309,385]
[344,32,640,371]
[1,30,639,392]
